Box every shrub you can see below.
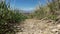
[34,6,48,19]
[47,14,57,20]
[33,0,60,20]
[0,1,27,34]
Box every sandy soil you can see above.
[16,19,60,34]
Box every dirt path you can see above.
[16,19,60,34]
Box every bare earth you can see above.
[16,19,60,34]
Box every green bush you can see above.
[47,14,57,20]
[34,7,47,19]
[0,1,27,34]
[33,0,59,20]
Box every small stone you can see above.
[51,29,58,33]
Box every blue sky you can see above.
[6,0,46,11]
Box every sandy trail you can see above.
[16,19,60,34]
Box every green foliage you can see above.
[33,0,60,20]
[47,0,60,15]
[0,1,27,34]
[34,7,48,19]
[47,14,57,20]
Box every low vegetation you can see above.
[0,1,27,34]
[30,0,60,21]
[0,0,60,34]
